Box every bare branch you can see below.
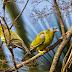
[10,0,29,29]
[9,48,18,71]
[53,0,65,37]
[0,16,11,47]
[0,21,7,44]
[61,43,72,72]
[49,26,72,72]
[62,49,72,72]
[3,0,6,17]
[4,26,72,72]
[0,41,3,47]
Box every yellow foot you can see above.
[38,50,44,55]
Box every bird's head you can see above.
[50,27,59,33]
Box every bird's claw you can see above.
[38,50,44,55]
[40,52,44,55]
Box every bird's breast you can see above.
[36,32,54,51]
[44,32,54,46]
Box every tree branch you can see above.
[4,27,72,72]
[0,41,3,48]
[53,0,65,37]
[3,0,6,18]
[49,26,72,72]
[62,49,72,72]
[61,43,72,72]
[10,0,29,29]
[0,16,11,46]
[9,48,18,72]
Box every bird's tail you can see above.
[21,51,35,61]
[21,46,36,61]
[24,46,31,54]
[21,52,30,61]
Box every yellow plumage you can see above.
[0,24,31,54]
[21,27,59,61]
[30,30,54,53]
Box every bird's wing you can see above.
[11,39,23,48]
[11,37,31,54]
[4,30,31,54]
[1,27,31,54]
[30,31,45,50]
[21,52,30,61]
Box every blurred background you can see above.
[0,0,72,72]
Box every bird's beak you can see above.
[56,29,59,31]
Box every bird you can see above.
[21,27,59,61]
[0,24,31,54]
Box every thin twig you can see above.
[53,0,65,38]
[0,16,11,47]
[0,21,7,44]
[68,58,72,69]
[49,26,72,72]
[3,0,6,18]
[62,49,72,72]
[10,0,29,29]
[61,43,72,72]
[4,27,72,72]
[8,48,18,72]
[0,41,3,48]
[2,17,11,46]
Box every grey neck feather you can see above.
[50,28,54,32]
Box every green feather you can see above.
[30,29,54,51]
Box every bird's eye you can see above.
[52,28,54,30]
